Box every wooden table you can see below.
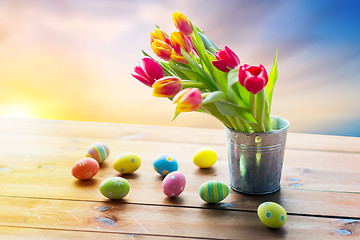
[0,118,359,239]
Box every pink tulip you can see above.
[212,46,240,73]
[173,88,202,113]
[131,57,164,87]
[152,77,183,98]
[238,64,268,94]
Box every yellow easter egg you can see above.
[113,152,141,174]
[193,147,217,168]
[257,202,287,228]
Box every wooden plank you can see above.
[0,196,359,239]
[0,226,185,240]
[0,118,359,153]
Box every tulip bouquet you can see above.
[132,11,278,133]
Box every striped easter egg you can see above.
[199,181,229,203]
[86,142,110,164]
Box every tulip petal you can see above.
[141,57,164,80]
[244,76,266,94]
[213,46,240,72]
[247,66,262,76]
[213,60,231,73]
[172,11,193,36]
[224,46,240,66]
[152,77,182,98]
[131,72,155,87]
[173,88,202,113]
[151,40,173,61]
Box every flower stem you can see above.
[250,93,256,119]
[200,104,233,129]
[182,81,207,89]
[227,117,243,132]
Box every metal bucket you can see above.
[225,116,290,195]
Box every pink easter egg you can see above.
[71,157,99,180]
[162,171,186,197]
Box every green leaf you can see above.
[181,50,218,90]
[214,101,256,123]
[172,111,180,121]
[265,49,278,110]
[141,50,151,58]
[191,27,216,80]
[197,31,219,53]
[205,51,227,93]
[165,63,197,80]
[202,91,226,104]
[227,69,250,108]
[227,68,239,88]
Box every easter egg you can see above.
[162,171,186,197]
[153,154,178,176]
[71,157,99,180]
[99,177,130,200]
[257,202,287,228]
[86,142,110,164]
[113,152,141,174]
[193,147,217,168]
[199,181,229,203]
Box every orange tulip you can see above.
[170,31,192,55]
[152,77,183,98]
[151,39,173,61]
[170,50,188,64]
[173,88,202,113]
[172,11,193,36]
[150,28,171,45]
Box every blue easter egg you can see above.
[153,154,178,176]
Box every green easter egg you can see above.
[99,177,130,200]
[199,181,229,203]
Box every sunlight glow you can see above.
[1,104,36,118]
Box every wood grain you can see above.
[0,226,184,240]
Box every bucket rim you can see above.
[225,115,290,136]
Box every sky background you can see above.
[0,0,359,136]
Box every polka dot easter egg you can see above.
[99,177,130,200]
[153,154,178,176]
[257,202,287,228]
[86,142,110,164]
[193,147,217,168]
[199,181,229,203]
[71,157,99,180]
[113,152,141,174]
[162,171,186,197]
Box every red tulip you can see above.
[152,77,183,98]
[238,64,268,94]
[173,88,202,113]
[131,57,164,87]
[212,46,240,73]
[172,11,193,36]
